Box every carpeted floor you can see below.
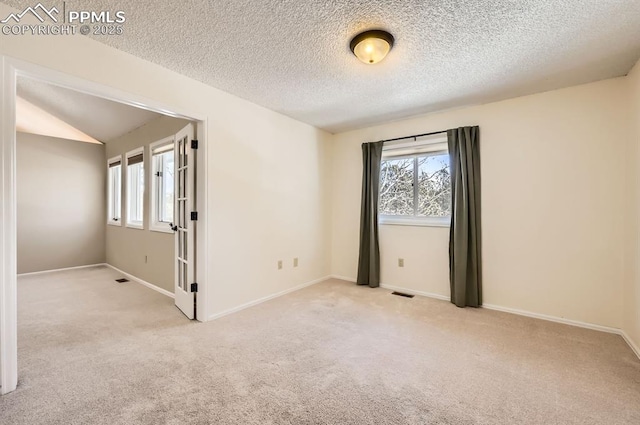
[1,266,639,424]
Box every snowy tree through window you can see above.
[379,150,451,225]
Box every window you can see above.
[107,156,122,226]
[150,138,175,233]
[379,137,451,226]
[126,148,145,229]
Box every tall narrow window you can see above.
[126,148,145,229]
[107,156,122,226]
[150,137,175,233]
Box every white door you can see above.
[174,123,196,319]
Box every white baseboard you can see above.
[330,274,357,283]
[104,264,174,299]
[18,263,175,300]
[380,283,450,301]
[481,303,621,335]
[208,275,331,321]
[329,275,449,301]
[620,330,640,360]
[329,275,639,360]
[17,263,107,277]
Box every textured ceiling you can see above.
[5,1,640,132]
[17,77,161,142]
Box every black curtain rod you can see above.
[379,130,447,143]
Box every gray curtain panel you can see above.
[357,141,384,288]
[447,126,482,307]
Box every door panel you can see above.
[174,123,195,319]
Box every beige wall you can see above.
[4,1,636,338]
[331,77,630,329]
[105,115,190,294]
[0,3,333,318]
[17,133,105,274]
[625,59,640,351]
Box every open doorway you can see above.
[16,75,199,317]
[0,58,207,394]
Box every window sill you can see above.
[126,222,144,230]
[107,221,122,227]
[379,217,450,228]
[150,224,174,234]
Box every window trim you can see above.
[379,138,451,228]
[379,215,451,227]
[125,147,145,230]
[107,155,122,227]
[149,136,175,234]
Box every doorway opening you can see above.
[1,56,210,395]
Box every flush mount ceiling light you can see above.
[350,29,395,65]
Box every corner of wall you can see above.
[16,133,106,273]
[623,57,640,352]
[323,131,336,276]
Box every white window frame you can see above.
[107,155,122,226]
[379,135,451,227]
[149,136,175,233]
[125,147,145,230]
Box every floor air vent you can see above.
[392,291,414,298]
[115,278,129,283]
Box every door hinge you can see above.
[191,211,198,221]
[191,139,198,149]
[191,283,198,293]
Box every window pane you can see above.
[114,165,121,220]
[108,164,121,221]
[127,162,144,223]
[379,157,414,216]
[418,153,451,217]
[160,151,174,223]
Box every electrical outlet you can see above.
[278,260,283,270]
[398,258,404,267]
[293,257,299,267]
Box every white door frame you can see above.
[0,55,210,395]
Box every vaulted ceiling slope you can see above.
[17,77,161,143]
[5,1,640,133]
